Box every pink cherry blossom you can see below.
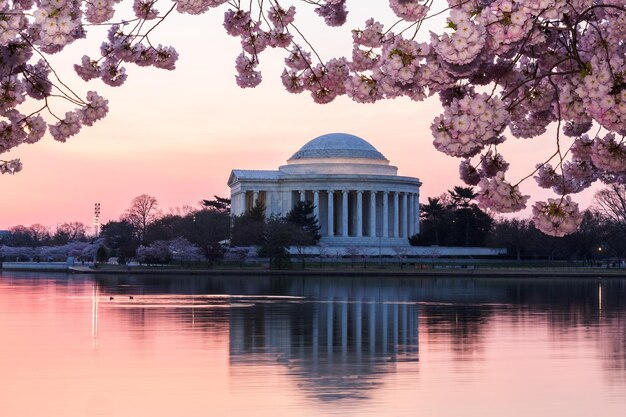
[175,0,227,15]
[459,159,480,186]
[432,92,508,158]
[268,4,296,28]
[534,164,560,189]
[133,0,159,19]
[480,151,509,178]
[235,53,262,88]
[389,0,429,22]
[476,173,529,213]
[49,111,82,142]
[352,19,384,48]
[590,133,626,173]
[0,158,23,174]
[80,92,109,127]
[315,0,348,27]
[432,10,486,66]
[532,196,583,237]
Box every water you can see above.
[1,271,625,417]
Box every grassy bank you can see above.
[54,262,625,278]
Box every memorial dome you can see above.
[229,131,422,248]
[289,133,387,161]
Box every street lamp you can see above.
[93,203,101,237]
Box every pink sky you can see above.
[0,7,602,231]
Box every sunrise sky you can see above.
[0,5,602,231]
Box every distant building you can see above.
[228,133,421,247]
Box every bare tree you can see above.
[392,246,410,269]
[318,243,329,268]
[594,184,626,229]
[123,194,161,244]
[345,246,362,269]
[29,224,50,246]
[53,222,87,244]
[594,184,626,261]
[423,247,442,269]
[168,205,196,217]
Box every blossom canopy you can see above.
[1,0,625,236]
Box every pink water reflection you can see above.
[0,273,625,417]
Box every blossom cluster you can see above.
[431,92,508,158]
[0,158,22,174]
[475,172,530,213]
[314,0,348,27]
[531,133,625,197]
[389,0,429,22]
[2,0,193,170]
[174,0,228,15]
[532,197,584,237]
[459,150,510,187]
[49,92,108,142]
[432,10,486,66]
[136,238,202,264]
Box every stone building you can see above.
[228,133,421,247]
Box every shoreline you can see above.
[2,264,626,278]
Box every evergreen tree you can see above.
[100,220,139,262]
[412,187,493,247]
[258,217,294,269]
[231,199,267,246]
[247,199,266,222]
[203,196,231,215]
[413,197,449,246]
[286,201,321,242]
[231,214,265,246]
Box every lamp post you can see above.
[93,203,101,238]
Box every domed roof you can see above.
[289,133,387,161]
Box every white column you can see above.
[265,191,272,219]
[253,190,259,207]
[393,192,399,237]
[414,192,420,234]
[327,190,334,237]
[287,190,293,212]
[356,191,363,237]
[342,190,349,237]
[369,191,376,237]
[382,192,389,238]
[299,190,305,202]
[406,193,413,236]
[234,192,244,216]
[313,191,320,225]
[402,192,408,238]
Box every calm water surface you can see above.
[1,271,625,417]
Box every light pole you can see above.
[93,203,101,238]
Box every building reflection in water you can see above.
[229,297,419,401]
[9,272,624,403]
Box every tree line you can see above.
[2,184,625,265]
[417,185,626,263]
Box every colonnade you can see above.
[229,300,419,361]
[244,188,420,239]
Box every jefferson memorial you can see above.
[228,133,421,247]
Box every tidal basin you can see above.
[1,272,625,417]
